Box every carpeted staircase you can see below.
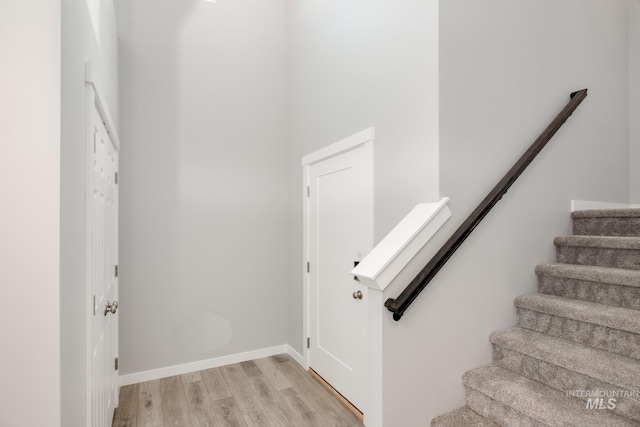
[432,209,640,427]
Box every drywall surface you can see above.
[631,0,640,203]
[383,1,630,425]
[116,0,289,375]
[286,0,440,353]
[61,0,119,424]
[0,1,61,426]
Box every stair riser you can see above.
[573,217,640,237]
[493,345,640,422]
[516,308,640,360]
[537,275,640,311]
[431,407,498,427]
[464,386,545,427]
[556,246,640,270]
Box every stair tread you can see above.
[463,365,638,427]
[491,327,640,390]
[431,407,498,427]
[515,293,640,334]
[554,235,640,249]
[572,209,640,219]
[535,263,640,288]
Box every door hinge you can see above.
[307,262,310,273]
[115,357,119,370]
[307,337,310,349]
[93,295,96,316]
[307,186,310,198]
[115,265,119,277]
[115,172,118,184]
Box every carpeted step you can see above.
[515,293,640,360]
[431,406,498,427]
[554,236,640,270]
[535,263,640,310]
[491,327,640,421]
[463,365,638,427]
[572,209,640,237]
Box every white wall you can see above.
[61,0,119,424]
[382,1,630,425]
[116,0,289,375]
[0,2,61,426]
[631,0,640,203]
[286,0,440,353]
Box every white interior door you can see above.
[307,143,373,412]
[87,90,119,427]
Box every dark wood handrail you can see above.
[385,89,588,321]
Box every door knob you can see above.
[104,300,118,316]
[352,290,363,300]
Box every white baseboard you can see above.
[119,344,300,386]
[571,200,639,212]
[285,345,305,366]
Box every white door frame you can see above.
[85,62,121,427]
[301,127,374,418]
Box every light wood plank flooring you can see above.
[112,354,364,427]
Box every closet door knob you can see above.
[104,300,118,316]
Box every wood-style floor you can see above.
[112,354,364,427]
